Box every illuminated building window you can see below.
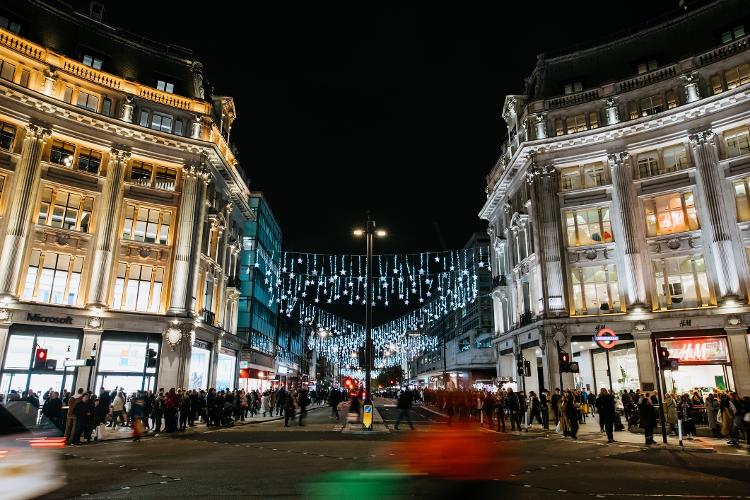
[725,64,750,90]
[560,162,608,191]
[76,148,101,174]
[639,94,664,116]
[661,145,688,173]
[122,204,171,245]
[156,80,174,94]
[82,54,102,70]
[0,16,21,34]
[571,265,620,315]
[101,97,112,116]
[653,255,711,310]
[711,75,723,95]
[637,152,661,178]
[666,89,678,109]
[588,111,599,129]
[721,25,745,43]
[733,177,750,221]
[21,249,84,305]
[0,59,15,81]
[37,186,94,232]
[565,207,613,246]
[643,191,699,237]
[111,263,164,312]
[151,112,173,133]
[75,90,99,112]
[49,140,76,168]
[554,119,564,137]
[128,161,176,191]
[724,126,750,157]
[0,121,16,151]
[565,113,587,134]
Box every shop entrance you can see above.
[657,335,734,398]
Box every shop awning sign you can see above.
[659,338,728,363]
[593,327,619,349]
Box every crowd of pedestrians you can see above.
[421,386,750,448]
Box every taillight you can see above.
[0,450,8,459]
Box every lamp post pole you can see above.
[364,212,374,406]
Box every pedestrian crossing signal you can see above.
[146,348,157,368]
[559,351,571,372]
[34,348,48,370]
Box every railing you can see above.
[618,64,677,93]
[547,89,600,110]
[0,27,211,114]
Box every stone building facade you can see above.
[0,0,251,397]
[481,0,750,398]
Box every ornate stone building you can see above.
[0,0,251,396]
[481,0,750,398]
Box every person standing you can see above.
[639,393,656,445]
[394,387,415,430]
[564,392,579,439]
[164,388,178,432]
[64,389,84,444]
[71,393,91,445]
[482,391,496,428]
[506,388,522,431]
[298,389,310,426]
[328,388,341,420]
[528,391,543,427]
[284,391,297,427]
[41,391,63,430]
[551,388,561,425]
[598,388,617,443]
[152,389,165,432]
[540,390,550,430]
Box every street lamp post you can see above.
[353,212,386,411]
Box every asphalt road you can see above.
[35,403,750,499]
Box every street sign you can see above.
[63,359,89,367]
[362,404,373,430]
[593,327,619,349]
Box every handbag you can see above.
[555,421,561,433]
[716,410,722,424]
[744,412,750,423]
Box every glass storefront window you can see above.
[98,340,148,373]
[3,335,34,369]
[1,333,80,396]
[189,346,211,390]
[592,346,640,392]
[664,364,734,396]
[215,351,236,391]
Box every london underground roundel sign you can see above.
[593,327,619,349]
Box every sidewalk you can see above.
[77,404,330,444]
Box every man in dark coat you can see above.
[506,388,522,431]
[639,393,656,445]
[41,390,63,430]
[597,388,617,443]
[394,388,414,430]
[328,388,341,420]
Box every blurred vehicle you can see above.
[0,401,66,500]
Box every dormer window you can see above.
[637,60,658,75]
[156,80,174,94]
[564,82,582,95]
[721,25,745,44]
[0,15,21,34]
[82,54,102,70]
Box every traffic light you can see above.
[34,348,48,370]
[146,348,157,368]
[668,358,680,371]
[523,360,532,378]
[559,351,571,373]
[569,361,580,373]
[657,346,670,368]
[516,357,525,377]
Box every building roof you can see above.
[528,0,750,101]
[0,0,205,99]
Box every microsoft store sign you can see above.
[27,313,74,325]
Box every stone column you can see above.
[168,166,210,315]
[690,130,742,301]
[86,148,130,307]
[0,125,50,298]
[605,98,619,126]
[608,152,648,309]
[526,165,566,314]
[632,329,656,392]
[725,326,750,396]
[681,72,701,104]
[76,328,102,393]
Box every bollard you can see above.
[677,419,683,448]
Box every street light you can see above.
[352,211,386,417]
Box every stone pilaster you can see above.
[690,130,742,301]
[168,165,210,315]
[725,325,750,396]
[607,152,648,308]
[526,164,566,314]
[215,205,232,328]
[0,124,50,298]
[86,148,130,307]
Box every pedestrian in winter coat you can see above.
[638,394,656,445]
[705,393,720,437]
[597,388,617,443]
[663,395,678,435]
[284,392,297,427]
[262,392,271,417]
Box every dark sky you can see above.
[104,0,680,255]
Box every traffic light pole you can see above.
[651,333,668,444]
[556,341,564,390]
[364,213,374,409]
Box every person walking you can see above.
[639,393,656,445]
[506,388,522,431]
[284,391,297,427]
[394,387,415,430]
[482,392,496,428]
[298,389,310,426]
[598,388,617,443]
[262,391,271,417]
[152,389,165,432]
[540,390,550,430]
[64,388,84,444]
[528,391,543,427]
[663,394,678,436]
[328,388,341,420]
[564,392,579,439]
[551,388,561,425]
[164,388,178,433]
[71,393,91,445]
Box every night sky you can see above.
[106,1,678,256]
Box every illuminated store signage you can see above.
[659,338,728,363]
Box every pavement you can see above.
[34,399,750,499]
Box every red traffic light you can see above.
[36,349,47,360]
[34,348,49,370]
